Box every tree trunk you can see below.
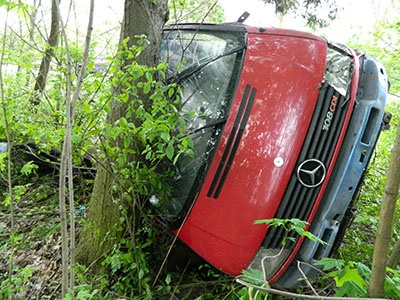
[387,238,400,269]
[31,0,60,105]
[122,0,168,66]
[368,123,400,298]
[29,0,40,41]
[75,0,169,273]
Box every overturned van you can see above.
[150,23,389,288]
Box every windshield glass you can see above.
[151,28,246,226]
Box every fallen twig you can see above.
[235,276,387,300]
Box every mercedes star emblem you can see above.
[297,159,326,188]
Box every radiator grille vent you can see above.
[263,82,350,249]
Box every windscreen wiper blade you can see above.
[188,119,227,136]
[166,46,245,84]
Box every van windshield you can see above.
[150,27,246,227]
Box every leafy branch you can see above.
[254,218,327,245]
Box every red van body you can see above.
[153,23,389,288]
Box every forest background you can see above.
[0,0,400,299]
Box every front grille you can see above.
[263,82,350,249]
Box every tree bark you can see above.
[75,0,169,273]
[31,0,60,105]
[387,238,400,269]
[121,0,168,67]
[368,123,400,297]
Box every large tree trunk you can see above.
[31,0,60,105]
[76,0,168,273]
[368,123,400,298]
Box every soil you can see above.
[0,177,86,299]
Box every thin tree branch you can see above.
[67,0,95,293]
[0,3,16,296]
[369,121,400,297]
[31,0,61,105]
[236,276,387,300]
[53,0,71,297]
[387,238,400,269]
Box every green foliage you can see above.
[348,5,400,94]
[168,0,225,24]
[0,1,33,21]
[237,218,327,298]
[235,269,271,300]
[98,38,194,200]
[73,219,172,299]
[0,266,34,299]
[1,2,224,299]
[316,258,400,299]
[64,264,108,300]
[102,238,153,298]
[261,0,339,29]
[255,218,327,245]
[0,1,398,298]
[59,38,196,299]
[64,286,99,300]
[315,258,368,297]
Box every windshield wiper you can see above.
[188,118,227,136]
[166,46,245,84]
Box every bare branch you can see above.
[236,276,387,300]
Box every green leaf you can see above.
[315,257,344,271]
[138,269,144,280]
[241,268,266,285]
[335,266,366,288]
[145,71,153,81]
[168,86,175,98]
[143,82,151,94]
[335,280,367,297]
[20,161,38,175]
[118,117,128,128]
[165,143,174,160]
[87,129,101,136]
[165,273,172,285]
[173,152,181,165]
[303,231,326,244]
[124,137,131,148]
[81,103,91,113]
[160,131,170,142]
[131,68,142,80]
[72,134,82,143]
[145,150,152,160]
